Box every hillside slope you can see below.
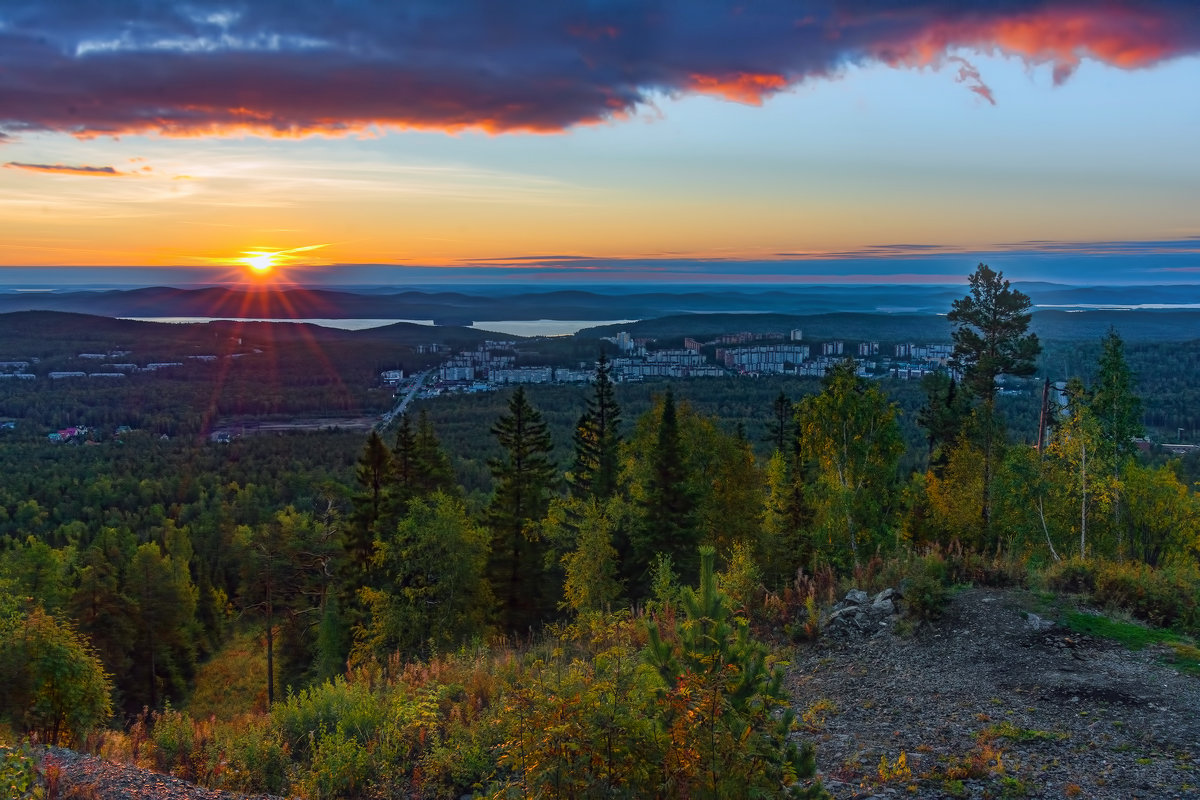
[39,587,1198,799]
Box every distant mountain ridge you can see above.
[2,283,1199,321]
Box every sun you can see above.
[242,252,277,274]
[206,243,331,282]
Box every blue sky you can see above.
[1,2,1198,285]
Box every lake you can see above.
[121,317,637,336]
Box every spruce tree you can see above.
[346,430,391,578]
[770,390,791,453]
[631,386,698,592]
[570,352,622,500]
[487,386,557,632]
[1088,327,1143,558]
[1089,327,1143,465]
[388,413,419,514]
[413,409,456,496]
[917,372,971,475]
[385,411,456,522]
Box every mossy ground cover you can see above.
[1063,611,1200,675]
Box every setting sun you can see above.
[205,243,332,280]
[243,252,277,274]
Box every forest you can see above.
[1,265,1199,799]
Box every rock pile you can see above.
[823,587,901,637]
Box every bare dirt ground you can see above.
[788,587,1200,799]
[41,747,287,800]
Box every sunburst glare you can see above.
[201,243,333,282]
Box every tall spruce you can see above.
[387,413,419,514]
[1089,327,1143,465]
[770,390,791,453]
[947,263,1041,537]
[570,352,622,500]
[385,411,456,522]
[487,386,557,632]
[632,386,698,591]
[1088,327,1143,558]
[346,430,391,577]
[413,410,457,496]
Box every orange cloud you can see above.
[876,6,1179,85]
[686,72,790,105]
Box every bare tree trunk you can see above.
[1036,499,1061,563]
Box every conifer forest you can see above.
[2,266,1199,799]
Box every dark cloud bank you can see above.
[1,1,1198,138]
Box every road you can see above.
[378,370,430,429]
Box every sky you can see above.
[1,1,1199,287]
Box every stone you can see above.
[845,589,869,605]
[1023,612,1054,631]
[871,598,896,616]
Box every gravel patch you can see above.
[788,588,1200,799]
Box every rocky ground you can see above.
[40,747,287,800]
[788,587,1200,799]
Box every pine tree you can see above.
[948,263,1041,404]
[947,263,1041,537]
[66,545,136,707]
[487,386,557,632]
[570,352,622,500]
[126,542,196,709]
[645,547,825,798]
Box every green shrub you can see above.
[209,715,289,795]
[274,677,384,763]
[1092,561,1198,631]
[150,710,196,777]
[903,554,949,622]
[300,724,373,800]
[717,540,762,617]
[945,548,1027,588]
[0,739,42,800]
[0,609,113,746]
[1042,558,1097,595]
